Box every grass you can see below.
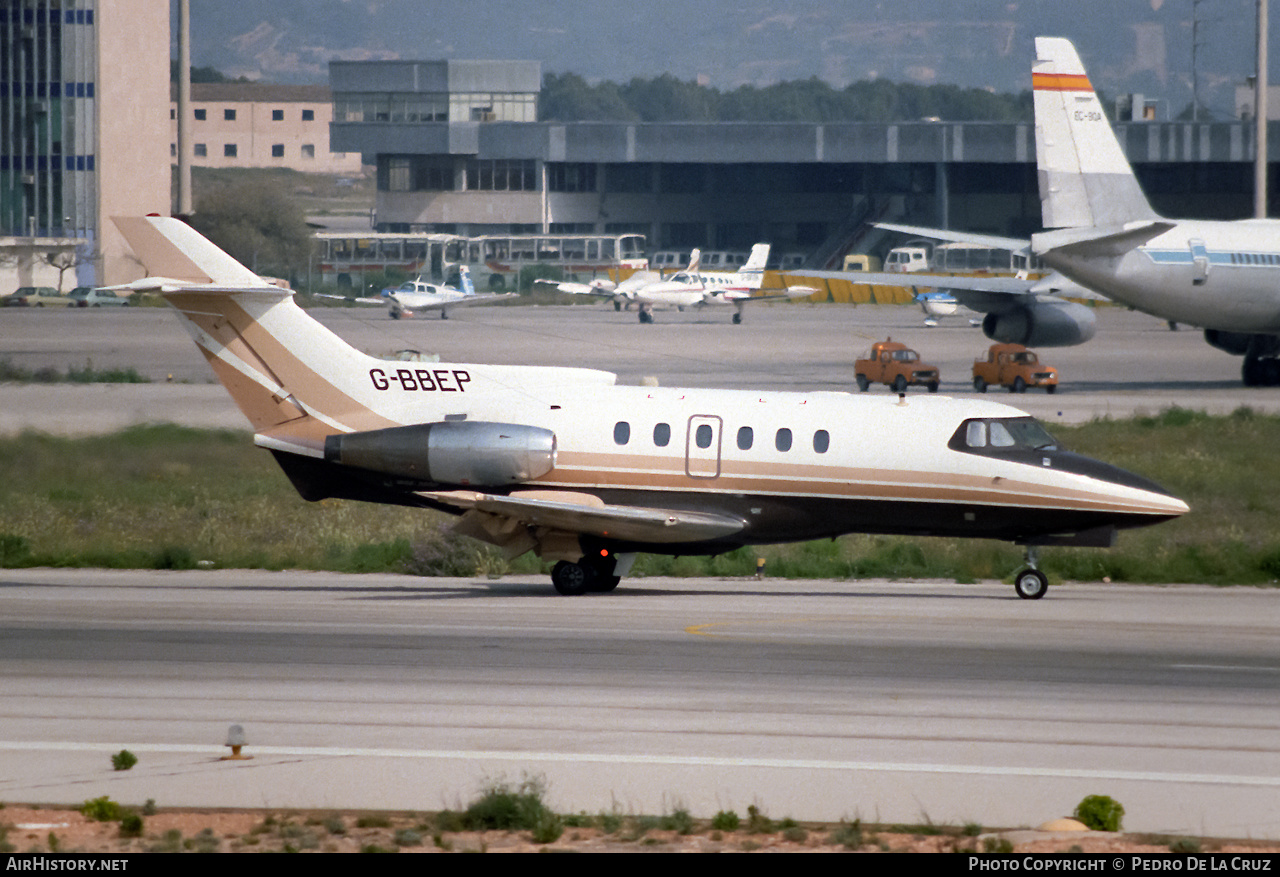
[2,409,1280,583]
[0,358,148,384]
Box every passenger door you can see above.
[685,415,722,479]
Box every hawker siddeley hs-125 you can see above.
[115,216,1187,599]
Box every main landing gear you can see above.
[1012,545,1048,600]
[550,551,624,595]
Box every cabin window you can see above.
[614,422,630,445]
[737,426,753,450]
[653,422,670,447]
[775,428,792,451]
[696,424,713,449]
[813,429,830,453]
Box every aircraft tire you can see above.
[856,374,870,392]
[732,312,742,324]
[591,576,622,593]
[973,376,987,393]
[614,301,622,311]
[638,310,653,324]
[389,309,401,320]
[551,561,593,596]
[1013,568,1048,600]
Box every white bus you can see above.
[316,231,647,290]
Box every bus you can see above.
[315,231,647,291]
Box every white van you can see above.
[884,245,931,273]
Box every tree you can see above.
[190,181,311,284]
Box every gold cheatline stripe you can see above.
[1033,72,1092,92]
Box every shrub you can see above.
[711,810,740,832]
[1170,837,1201,854]
[393,828,422,847]
[660,808,695,835]
[463,775,555,832]
[80,796,122,822]
[746,804,773,834]
[1074,795,1125,832]
[118,813,144,838]
[111,749,138,771]
[828,819,863,849]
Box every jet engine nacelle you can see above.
[981,300,1098,348]
[324,421,557,486]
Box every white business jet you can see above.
[113,215,1187,599]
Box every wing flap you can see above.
[421,489,747,544]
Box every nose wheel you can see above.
[1013,546,1048,599]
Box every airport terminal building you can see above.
[331,59,1269,267]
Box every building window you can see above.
[170,108,176,120]
[271,144,285,158]
[272,109,284,121]
[194,143,207,157]
[388,157,411,191]
[302,109,315,121]
[170,143,176,157]
[301,144,315,159]
[194,108,206,121]
[465,159,535,192]
[224,109,236,121]
[224,144,237,157]
[547,162,597,193]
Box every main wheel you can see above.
[551,560,593,596]
[590,575,621,593]
[1013,568,1048,600]
[732,312,742,324]
[638,310,653,324]
[614,301,622,311]
[892,374,907,393]
[856,374,870,392]
[973,376,987,393]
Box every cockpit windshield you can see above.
[952,417,1060,453]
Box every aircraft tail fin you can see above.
[686,248,701,273]
[737,243,770,288]
[113,216,393,443]
[460,265,476,295]
[1033,37,1160,228]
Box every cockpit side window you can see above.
[950,417,1060,455]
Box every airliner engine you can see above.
[325,421,556,486]
[981,299,1097,347]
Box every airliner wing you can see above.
[423,489,747,544]
[796,269,1106,309]
[874,222,1031,252]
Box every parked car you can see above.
[854,338,940,393]
[972,343,1058,394]
[3,286,73,307]
[69,287,130,308]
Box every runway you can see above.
[2,569,1277,836]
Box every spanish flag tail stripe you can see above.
[1032,72,1092,92]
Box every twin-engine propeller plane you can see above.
[541,244,816,323]
[116,215,1187,599]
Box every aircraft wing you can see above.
[410,292,520,311]
[874,222,1031,252]
[796,269,1106,311]
[313,293,386,305]
[422,489,747,545]
[720,285,820,303]
[533,279,617,297]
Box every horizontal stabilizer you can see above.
[113,216,272,288]
[1033,221,1176,259]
